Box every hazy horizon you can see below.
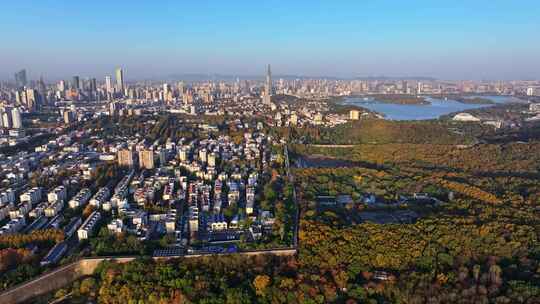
[2,1,540,81]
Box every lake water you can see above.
[343,95,522,120]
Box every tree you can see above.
[80,277,97,296]
[253,275,271,296]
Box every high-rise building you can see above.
[0,108,4,128]
[177,81,184,95]
[159,149,168,166]
[198,149,208,163]
[163,83,170,95]
[89,78,97,92]
[139,149,155,169]
[109,101,119,116]
[118,149,135,167]
[63,110,76,124]
[58,80,66,92]
[72,76,80,90]
[14,69,27,88]
[266,64,272,93]
[265,64,272,96]
[179,147,189,162]
[25,89,38,111]
[105,76,113,94]
[38,76,46,94]
[2,107,12,128]
[208,152,217,167]
[115,68,124,94]
[163,83,172,102]
[11,108,22,129]
[264,64,272,104]
[402,81,409,94]
[15,91,23,105]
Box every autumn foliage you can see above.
[0,229,64,249]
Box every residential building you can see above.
[118,149,135,167]
[77,211,101,240]
[139,149,155,169]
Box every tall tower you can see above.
[264,64,272,104]
[115,67,124,94]
[265,64,272,96]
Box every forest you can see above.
[274,119,488,145]
[0,228,65,291]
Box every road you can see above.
[284,145,300,248]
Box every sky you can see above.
[1,0,539,81]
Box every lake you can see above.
[343,95,523,120]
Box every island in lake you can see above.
[436,95,495,104]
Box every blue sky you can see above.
[1,0,539,81]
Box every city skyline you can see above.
[5,66,540,85]
[1,1,539,81]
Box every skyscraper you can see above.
[115,68,124,94]
[37,76,47,105]
[163,83,170,98]
[72,76,80,90]
[105,76,113,94]
[90,78,97,92]
[58,80,66,92]
[264,64,272,104]
[14,69,27,88]
[25,88,38,111]
[2,108,12,128]
[266,64,272,95]
[38,76,46,93]
[11,107,22,129]
[0,108,4,128]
